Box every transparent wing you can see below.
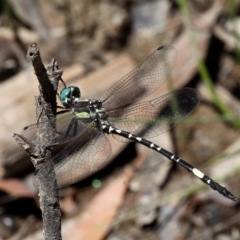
[107,88,200,142]
[100,46,177,111]
[22,111,88,145]
[54,124,112,188]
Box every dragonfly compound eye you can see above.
[60,86,81,107]
[60,87,72,107]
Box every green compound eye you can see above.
[59,86,81,107]
[59,88,71,105]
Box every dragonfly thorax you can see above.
[60,86,109,124]
[73,98,108,124]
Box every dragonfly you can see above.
[22,46,238,201]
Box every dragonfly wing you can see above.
[108,88,200,142]
[100,46,177,111]
[54,125,112,188]
[22,123,39,143]
[22,111,87,145]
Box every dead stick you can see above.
[13,43,62,240]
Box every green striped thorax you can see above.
[59,86,109,124]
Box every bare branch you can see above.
[14,43,63,240]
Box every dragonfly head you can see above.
[60,86,81,107]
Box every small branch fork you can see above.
[13,43,63,240]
